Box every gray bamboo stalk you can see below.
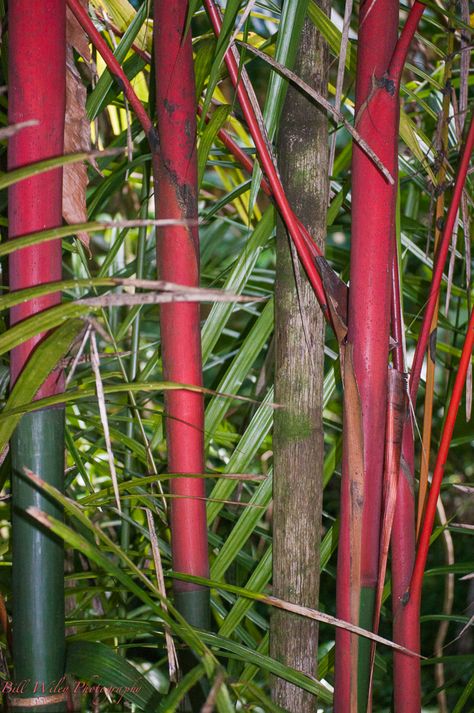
[270,12,329,713]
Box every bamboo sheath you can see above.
[8,1,66,711]
[335,2,427,710]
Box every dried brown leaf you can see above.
[63,2,92,249]
[0,120,39,140]
[368,368,407,705]
[342,342,365,711]
[145,509,179,682]
[90,332,121,513]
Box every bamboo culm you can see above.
[8,2,66,711]
[153,0,210,630]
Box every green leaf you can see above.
[0,221,119,259]
[25,490,215,673]
[158,664,206,712]
[0,320,83,452]
[200,0,243,124]
[205,298,274,442]
[210,471,272,581]
[198,105,231,187]
[0,152,100,191]
[249,0,310,212]
[66,640,161,711]
[218,546,272,637]
[308,0,355,72]
[87,2,149,120]
[194,38,217,101]
[207,387,274,525]
[201,206,274,362]
[452,670,474,713]
[195,630,333,704]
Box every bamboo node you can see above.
[7,692,70,707]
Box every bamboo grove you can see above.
[0,0,472,712]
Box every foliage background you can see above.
[0,0,472,710]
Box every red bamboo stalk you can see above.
[153,1,209,626]
[203,0,327,309]
[334,1,399,709]
[393,306,474,713]
[391,111,473,710]
[412,306,474,594]
[409,112,474,403]
[8,0,67,704]
[9,3,66,390]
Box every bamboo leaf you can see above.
[205,298,274,442]
[0,319,83,453]
[198,105,231,187]
[0,151,111,190]
[249,0,310,213]
[87,2,148,120]
[201,205,274,362]
[210,471,272,581]
[66,640,162,711]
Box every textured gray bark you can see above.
[270,12,329,713]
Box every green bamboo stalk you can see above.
[11,411,66,712]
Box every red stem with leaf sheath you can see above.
[335,2,427,710]
[153,1,209,625]
[334,0,399,708]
